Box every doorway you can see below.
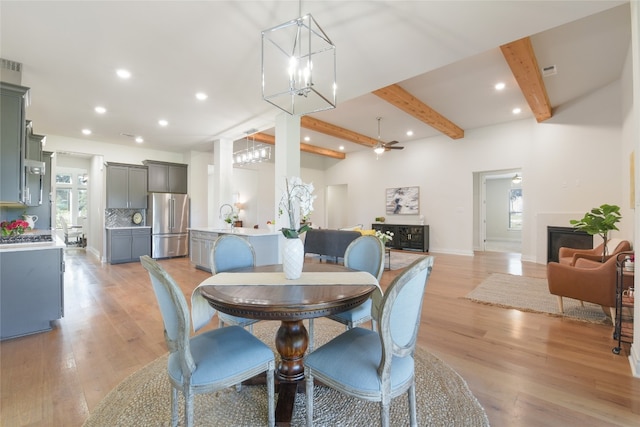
[474,169,522,253]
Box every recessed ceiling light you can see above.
[304,136,310,142]
[406,130,414,137]
[339,145,344,151]
[158,119,169,127]
[195,92,208,101]
[512,107,522,114]
[94,106,106,114]
[495,82,506,91]
[116,69,131,79]
[82,129,92,135]
[135,136,144,143]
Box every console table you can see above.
[372,224,429,252]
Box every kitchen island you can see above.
[188,227,280,271]
[0,236,66,340]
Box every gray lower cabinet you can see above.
[107,228,151,264]
[189,230,218,271]
[1,248,64,340]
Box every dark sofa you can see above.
[303,229,361,262]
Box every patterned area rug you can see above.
[465,273,611,324]
[389,251,427,270]
[83,320,489,427]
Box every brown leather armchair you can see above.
[558,239,630,266]
[547,254,632,313]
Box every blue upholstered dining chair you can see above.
[139,255,275,427]
[308,235,385,352]
[209,234,260,332]
[305,255,434,427]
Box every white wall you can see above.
[624,0,639,377]
[324,77,627,262]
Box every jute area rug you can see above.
[465,273,611,325]
[83,319,489,427]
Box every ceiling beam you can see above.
[251,132,346,160]
[300,116,379,148]
[372,84,465,139]
[500,37,552,122]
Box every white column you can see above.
[274,112,301,229]
[187,150,210,228]
[212,138,234,228]
[630,0,640,378]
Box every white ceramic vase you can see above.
[282,237,304,280]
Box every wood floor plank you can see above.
[1,248,639,426]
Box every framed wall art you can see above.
[386,186,419,215]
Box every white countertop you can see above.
[188,227,280,237]
[105,226,152,230]
[0,236,66,253]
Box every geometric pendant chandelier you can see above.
[261,2,336,116]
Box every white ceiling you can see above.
[0,1,631,156]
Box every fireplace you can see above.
[547,226,592,263]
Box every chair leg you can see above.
[305,368,314,426]
[308,319,314,353]
[267,363,275,427]
[171,386,179,427]
[380,399,390,427]
[408,381,417,426]
[185,388,194,427]
[556,296,564,313]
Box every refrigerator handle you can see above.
[170,198,174,230]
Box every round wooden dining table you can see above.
[196,263,378,425]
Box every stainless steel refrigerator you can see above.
[148,193,189,258]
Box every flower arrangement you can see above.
[279,176,316,239]
[375,229,394,245]
[1,219,31,237]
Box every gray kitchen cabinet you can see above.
[132,228,152,260]
[24,124,45,207]
[1,247,64,340]
[106,163,148,208]
[144,160,188,193]
[107,227,151,264]
[0,82,29,205]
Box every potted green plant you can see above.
[569,203,622,262]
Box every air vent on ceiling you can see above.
[0,58,23,85]
[541,65,557,77]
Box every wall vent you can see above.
[0,58,23,85]
[541,65,557,77]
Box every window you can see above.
[509,188,523,230]
[56,168,87,228]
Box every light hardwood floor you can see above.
[1,248,639,426]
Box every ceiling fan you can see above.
[374,117,404,155]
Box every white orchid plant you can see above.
[375,229,394,245]
[279,176,316,238]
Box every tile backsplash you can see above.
[105,209,146,227]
